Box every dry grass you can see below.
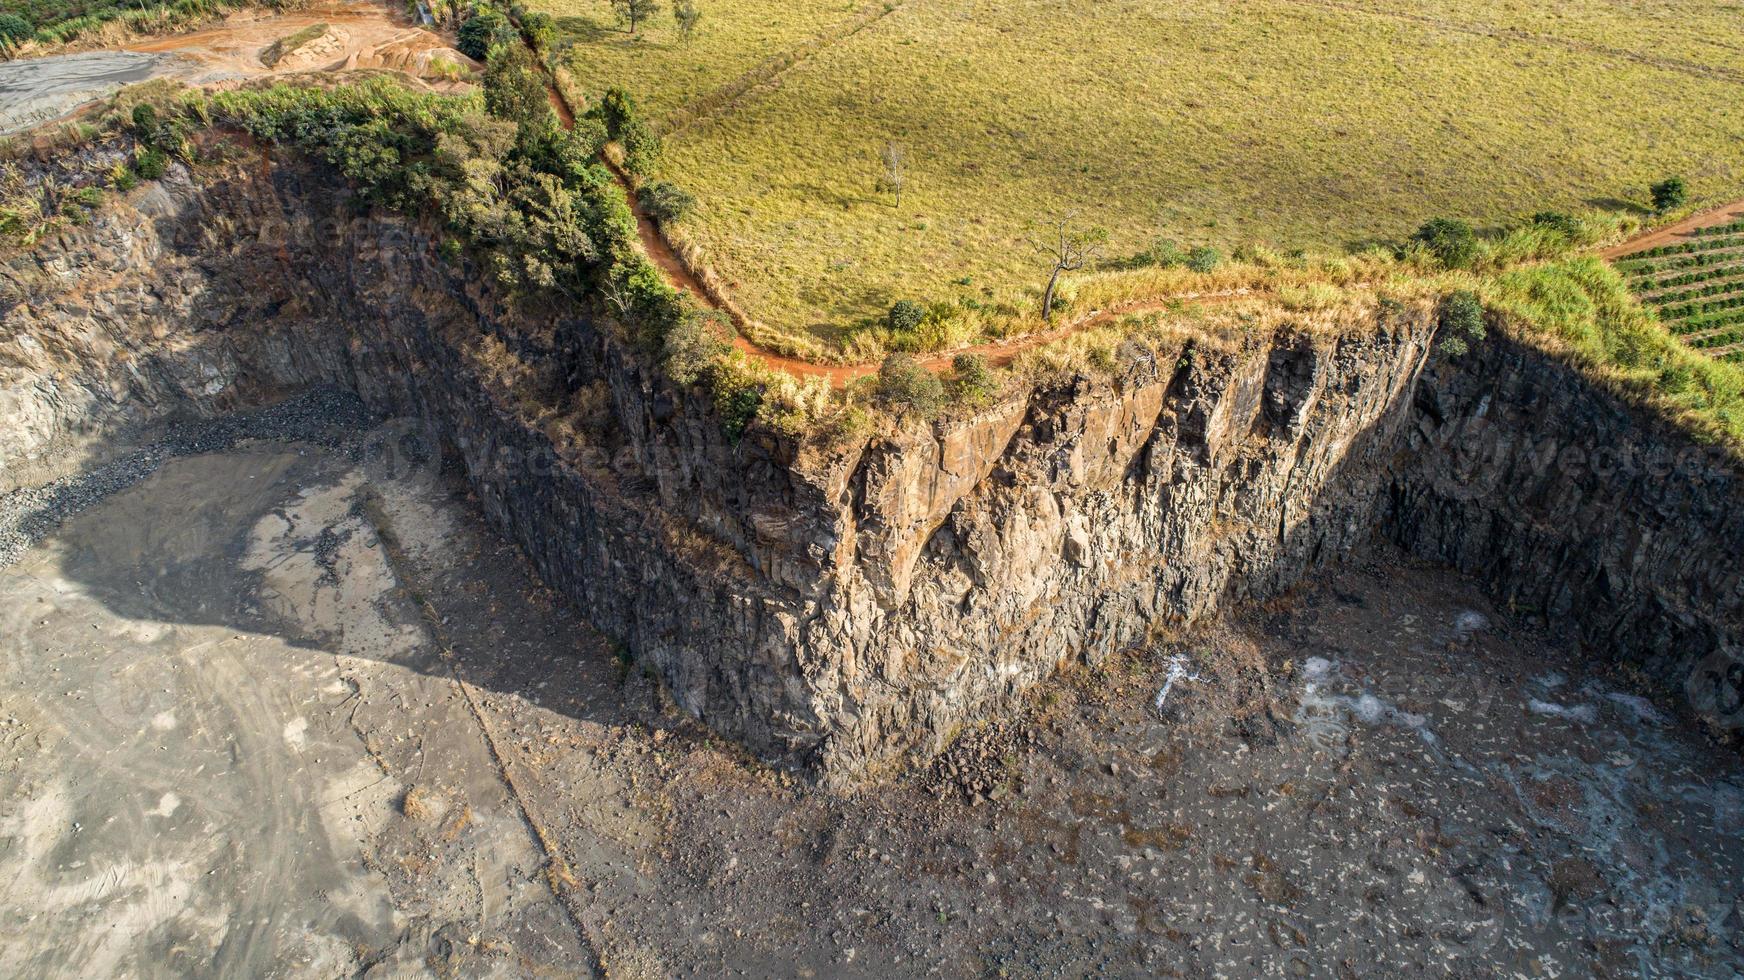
[602,0,1744,352]
[523,0,885,122]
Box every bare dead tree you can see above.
[1026,211,1109,323]
[875,141,906,207]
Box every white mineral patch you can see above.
[1527,698,1597,724]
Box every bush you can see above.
[948,352,997,404]
[637,181,695,224]
[1146,237,1187,268]
[134,148,169,180]
[886,299,925,333]
[1651,176,1688,213]
[1436,288,1487,357]
[712,367,762,441]
[619,118,662,177]
[1530,211,1583,240]
[458,10,514,60]
[520,10,555,53]
[1412,217,1479,269]
[663,309,731,384]
[1185,245,1221,273]
[595,87,638,139]
[877,352,946,418]
[0,13,31,44]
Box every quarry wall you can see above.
[4,158,1738,782]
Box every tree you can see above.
[1651,176,1688,214]
[875,141,906,207]
[521,10,556,54]
[482,45,556,156]
[672,0,702,44]
[457,9,514,60]
[611,0,661,34]
[1026,211,1108,323]
[1411,217,1479,269]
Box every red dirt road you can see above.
[1600,198,1744,260]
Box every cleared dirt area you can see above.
[2,397,1740,976]
[124,1,474,80]
[0,1,472,134]
[1602,199,1744,261]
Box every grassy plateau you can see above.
[531,0,1744,355]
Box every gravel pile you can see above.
[0,387,376,568]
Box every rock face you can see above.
[1385,338,1744,728]
[3,157,1740,783]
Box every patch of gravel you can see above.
[0,387,375,568]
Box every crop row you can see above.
[1618,240,1744,276]
[1689,219,1744,238]
[1648,275,1744,307]
[1629,262,1744,294]
[1626,224,1744,260]
[1676,306,1744,336]
[1661,291,1744,322]
[1684,326,1744,351]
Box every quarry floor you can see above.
[1,400,1741,978]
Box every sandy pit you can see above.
[0,394,1740,977]
[0,2,474,135]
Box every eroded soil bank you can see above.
[0,417,1738,976]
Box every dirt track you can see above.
[1601,198,1744,260]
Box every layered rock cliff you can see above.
[4,156,1739,782]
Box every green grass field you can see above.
[1616,220,1744,361]
[537,0,1744,355]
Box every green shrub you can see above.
[663,309,731,384]
[1530,211,1583,240]
[1146,237,1187,268]
[948,352,997,404]
[619,118,662,177]
[877,352,946,418]
[0,13,31,44]
[1436,289,1487,357]
[520,9,555,52]
[637,181,695,224]
[457,9,513,60]
[1185,245,1221,273]
[134,148,169,180]
[886,299,925,333]
[1651,176,1688,213]
[595,87,638,139]
[1412,217,1479,269]
[712,367,762,441]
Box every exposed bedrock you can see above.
[4,159,1740,783]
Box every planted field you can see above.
[541,0,1744,355]
[1616,217,1744,362]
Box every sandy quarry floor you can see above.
[0,2,471,135]
[0,394,1741,978]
